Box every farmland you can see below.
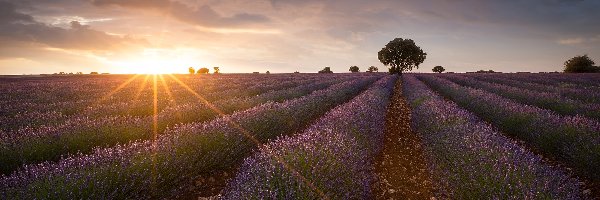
[0,73,599,199]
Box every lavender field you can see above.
[0,73,599,199]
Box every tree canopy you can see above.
[188,67,195,74]
[197,67,209,74]
[367,66,378,72]
[318,67,333,73]
[378,38,427,75]
[213,67,220,74]
[564,55,599,73]
[349,66,359,73]
[432,66,445,73]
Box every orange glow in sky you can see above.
[1,0,599,74]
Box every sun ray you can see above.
[158,74,182,121]
[124,75,151,115]
[166,74,328,198]
[151,74,159,196]
[100,74,141,101]
[132,74,151,102]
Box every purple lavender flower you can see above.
[404,75,584,199]
[223,75,396,199]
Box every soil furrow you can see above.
[373,77,434,199]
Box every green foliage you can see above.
[349,66,359,73]
[563,55,599,73]
[378,38,427,75]
[432,65,445,73]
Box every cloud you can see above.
[0,1,34,23]
[0,1,148,59]
[91,0,270,28]
[557,37,584,45]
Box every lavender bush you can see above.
[470,74,600,104]
[440,74,600,120]
[223,75,396,199]
[0,75,380,199]
[0,76,349,175]
[404,75,583,199]
[417,74,600,184]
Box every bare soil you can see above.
[372,78,435,199]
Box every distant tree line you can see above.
[188,67,220,74]
[315,65,380,74]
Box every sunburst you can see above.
[97,73,328,198]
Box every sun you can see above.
[111,59,176,74]
[107,48,204,74]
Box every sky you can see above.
[0,0,599,74]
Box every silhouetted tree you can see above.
[564,55,599,73]
[378,38,427,75]
[213,67,220,74]
[266,71,270,74]
[294,71,300,74]
[349,66,359,73]
[367,66,378,72]
[188,67,195,74]
[318,67,333,73]
[197,67,209,74]
[432,65,445,73]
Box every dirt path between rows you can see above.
[372,77,435,199]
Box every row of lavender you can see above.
[439,74,600,120]
[0,75,380,199]
[0,74,323,132]
[223,75,397,199]
[469,74,600,104]
[403,75,583,198]
[0,74,359,174]
[416,74,600,190]
[485,73,600,88]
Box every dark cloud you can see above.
[0,1,34,23]
[92,0,270,28]
[268,0,600,38]
[0,1,148,56]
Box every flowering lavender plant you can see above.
[404,75,583,199]
[0,75,381,199]
[417,74,600,186]
[223,75,396,199]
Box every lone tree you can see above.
[197,67,209,74]
[378,38,427,75]
[188,67,195,74]
[213,67,220,74]
[564,55,599,73]
[367,66,378,72]
[432,65,445,73]
[318,67,333,73]
[349,66,359,73]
